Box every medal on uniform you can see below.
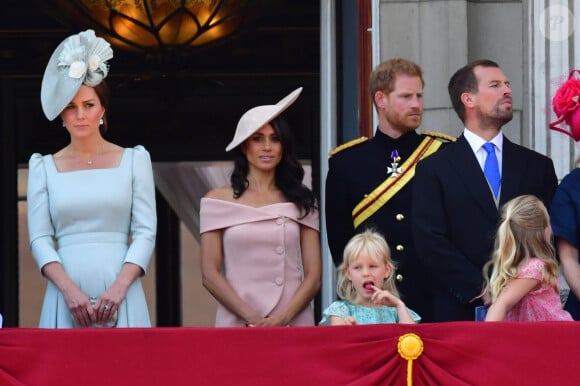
[387,150,402,177]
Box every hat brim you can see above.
[41,38,84,121]
[225,87,303,152]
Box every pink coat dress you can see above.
[200,197,319,327]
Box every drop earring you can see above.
[99,118,104,125]
[62,121,66,127]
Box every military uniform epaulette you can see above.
[422,131,456,142]
[328,136,369,156]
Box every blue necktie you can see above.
[483,142,500,198]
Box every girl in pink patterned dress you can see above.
[482,195,572,321]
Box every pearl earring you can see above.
[99,118,104,125]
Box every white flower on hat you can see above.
[57,35,85,73]
[87,54,101,72]
[55,29,113,87]
[41,29,114,121]
[69,61,87,79]
[83,33,113,87]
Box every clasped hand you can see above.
[65,285,125,327]
[246,314,290,327]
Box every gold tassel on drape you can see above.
[397,333,424,386]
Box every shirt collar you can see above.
[463,128,503,153]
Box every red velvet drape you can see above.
[0,322,577,386]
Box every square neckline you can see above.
[49,148,128,174]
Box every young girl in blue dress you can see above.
[320,229,420,325]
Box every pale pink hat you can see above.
[225,87,302,151]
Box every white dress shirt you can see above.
[463,128,503,176]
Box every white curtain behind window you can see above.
[153,162,232,241]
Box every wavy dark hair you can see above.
[230,116,317,217]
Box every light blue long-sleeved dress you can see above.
[27,145,156,328]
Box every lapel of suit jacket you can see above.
[498,136,525,207]
[449,135,499,219]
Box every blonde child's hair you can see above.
[336,229,400,303]
[482,195,559,302]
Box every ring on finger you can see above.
[103,304,110,312]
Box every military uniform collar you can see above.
[373,129,419,148]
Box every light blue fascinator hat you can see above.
[41,29,113,121]
[225,87,303,152]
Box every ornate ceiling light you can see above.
[47,0,268,53]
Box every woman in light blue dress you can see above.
[27,30,156,328]
[320,230,420,325]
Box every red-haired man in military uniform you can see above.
[325,58,454,322]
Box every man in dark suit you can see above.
[325,58,453,322]
[412,59,558,322]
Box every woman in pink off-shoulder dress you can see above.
[200,88,321,327]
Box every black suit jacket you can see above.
[412,134,558,321]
